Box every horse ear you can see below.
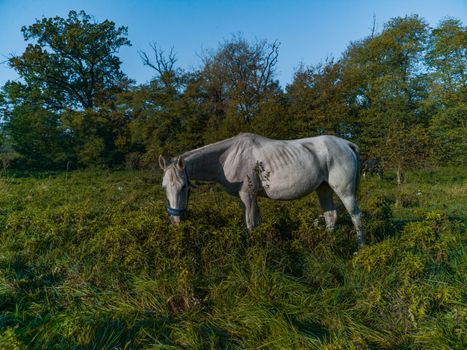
[175,156,185,171]
[159,155,167,170]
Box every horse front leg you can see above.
[239,190,260,233]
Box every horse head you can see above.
[159,155,191,224]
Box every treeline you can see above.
[0,11,465,174]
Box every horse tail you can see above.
[345,140,361,196]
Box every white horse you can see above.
[159,133,365,248]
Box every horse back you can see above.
[220,134,358,198]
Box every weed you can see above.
[0,167,464,348]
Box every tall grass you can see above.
[0,167,465,349]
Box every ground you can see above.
[0,167,465,349]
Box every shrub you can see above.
[0,168,464,348]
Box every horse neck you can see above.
[182,139,233,182]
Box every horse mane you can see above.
[179,133,255,161]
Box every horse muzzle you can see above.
[170,216,182,224]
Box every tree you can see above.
[200,34,280,123]
[118,80,183,167]
[4,11,132,168]
[425,18,467,165]
[341,15,431,180]
[139,43,182,89]
[286,59,354,139]
[9,10,131,110]
[1,82,73,169]
[426,18,466,89]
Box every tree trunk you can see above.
[396,165,403,185]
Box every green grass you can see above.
[0,167,465,349]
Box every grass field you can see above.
[0,167,465,349]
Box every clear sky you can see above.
[0,0,466,87]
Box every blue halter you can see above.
[166,206,187,217]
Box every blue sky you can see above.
[0,0,466,87]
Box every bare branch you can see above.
[139,43,178,86]
[370,12,377,38]
[257,40,279,94]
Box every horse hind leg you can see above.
[316,182,337,231]
[335,191,365,249]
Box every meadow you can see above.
[0,167,465,349]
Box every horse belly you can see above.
[262,164,322,200]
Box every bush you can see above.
[361,192,394,242]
